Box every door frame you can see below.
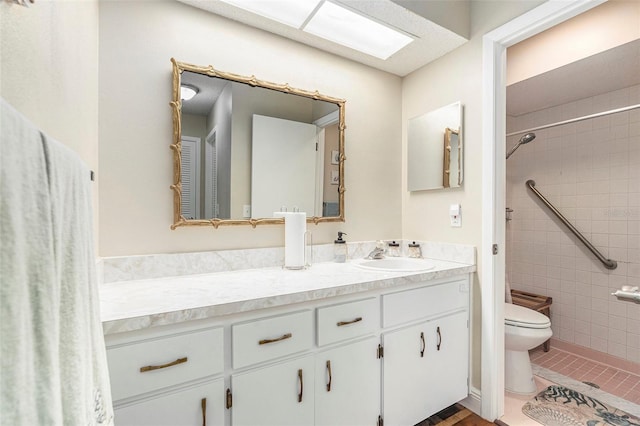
[480,0,606,420]
[204,127,218,218]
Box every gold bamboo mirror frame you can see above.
[170,58,346,229]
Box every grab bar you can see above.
[526,180,617,270]
[611,289,640,303]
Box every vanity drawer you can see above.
[232,310,313,369]
[317,298,379,346]
[107,326,223,401]
[383,279,468,327]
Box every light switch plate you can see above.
[450,204,461,227]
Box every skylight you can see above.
[219,0,322,28]
[217,0,414,60]
[304,1,413,60]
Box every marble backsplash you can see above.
[100,240,475,284]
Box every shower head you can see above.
[506,132,536,159]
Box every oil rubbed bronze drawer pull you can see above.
[297,369,304,403]
[336,317,362,327]
[258,333,292,345]
[420,332,426,358]
[139,357,188,372]
[437,326,442,351]
[201,398,206,426]
[326,360,332,392]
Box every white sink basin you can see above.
[353,258,435,272]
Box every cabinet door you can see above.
[315,337,380,426]
[424,310,469,414]
[114,378,225,426]
[382,311,469,426]
[231,355,314,426]
[382,321,432,426]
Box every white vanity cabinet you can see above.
[105,324,225,426]
[381,279,470,426]
[104,271,471,426]
[230,310,315,426]
[314,337,380,426]
[230,302,380,426]
[231,355,316,426]
[314,298,381,426]
[232,337,380,426]
[113,378,225,426]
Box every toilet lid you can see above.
[505,303,551,329]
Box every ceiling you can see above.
[507,39,640,117]
[181,71,228,115]
[176,0,469,77]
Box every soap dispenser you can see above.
[334,232,348,263]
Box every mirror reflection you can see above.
[170,59,345,229]
[407,101,463,191]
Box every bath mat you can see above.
[522,385,640,426]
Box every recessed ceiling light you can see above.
[181,84,198,101]
[218,0,321,28]
[303,1,414,60]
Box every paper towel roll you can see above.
[274,212,306,269]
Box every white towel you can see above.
[0,98,113,425]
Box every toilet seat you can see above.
[505,303,550,329]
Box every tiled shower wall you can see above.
[506,84,640,364]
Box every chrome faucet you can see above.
[366,241,386,260]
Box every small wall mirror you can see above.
[407,101,463,191]
[170,59,345,229]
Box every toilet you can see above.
[504,302,552,394]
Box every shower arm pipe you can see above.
[526,180,617,270]
[507,104,640,137]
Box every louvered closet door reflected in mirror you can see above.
[180,136,200,220]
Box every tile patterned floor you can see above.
[501,376,556,426]
[530,346,640,405]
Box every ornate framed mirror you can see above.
[170,58,346,229]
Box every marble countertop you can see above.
[100,258,475,335]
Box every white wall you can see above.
[401,0,546,390]
[507,0,640,85]
[506,84,640,364]
[98,0,402,256]
[0,0,99,243]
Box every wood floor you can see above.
[416,404,496,426]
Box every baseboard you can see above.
[549,338,640,375]
[459,385,482,417]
